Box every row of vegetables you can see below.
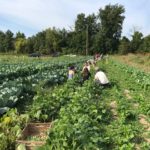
[0,56,88,82]
[0,56,150,149]
[45,58,150,149]
[28,57,150,149]
[41,79,112,149]
[0,56,89,114]
[111,60,150,91]
[0,57,88,150]
[110,59,150,117]
[99,59,150,149]
[0,66,67,114]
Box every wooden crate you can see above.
[16,123,51,150]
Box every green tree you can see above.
[33,31,46,52]
[130,31,143,53]
[86,14,98,54]
[65,31,77,54]
[25,37,35,53]
[139,35,150,52]
[74,13,86,54]
[0,31,5,52]
[45,28,61,54]
[58,28,68,48]
[96,4,125,54]
[118,36,130,54]
[4,30,14,52]
[15,38,27,54]
[15,32,25,39]
[72,13,98,54]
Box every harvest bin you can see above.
[16,123,51,150]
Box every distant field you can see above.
[0,54,52,64]
[0,54,81,64]
[112,53,150,73]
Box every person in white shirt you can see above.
[94,68,109,85]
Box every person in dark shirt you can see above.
[82,67,91,82]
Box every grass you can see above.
[97,58,150,148]
[112,53,150,73]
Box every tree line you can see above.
[0,4,149,55]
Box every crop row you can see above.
[0,56,89,82]
[98,59,150,149]
[0,65,84,149]
[31,71,112,150]
[109,60,150,117]
[111,60,150,90]
[0,57,89,114]
[1,56,149,149]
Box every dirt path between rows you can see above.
[109,101,118,119]
[139,114,150,143]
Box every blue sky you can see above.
[0,0,149,37]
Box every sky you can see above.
[0,0,150,38]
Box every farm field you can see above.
[0,55,150,150]
[112,53,150,73]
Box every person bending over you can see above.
[94,68,109,86]
[82,67,91,82]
